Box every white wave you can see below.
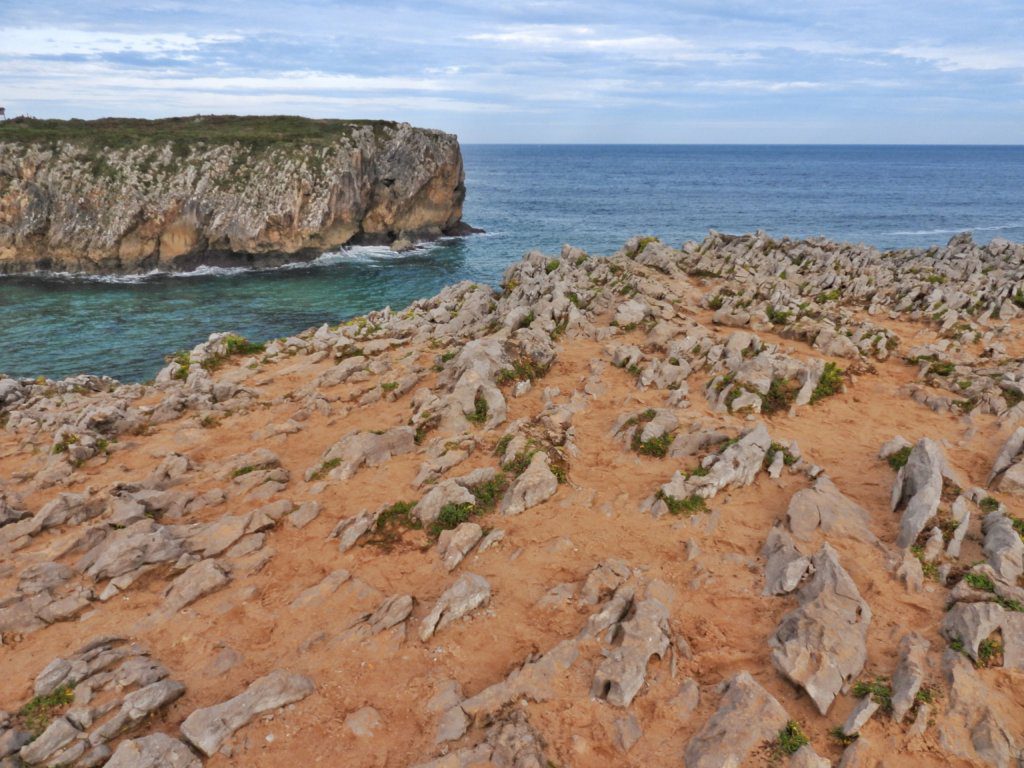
[884,221,1024,236]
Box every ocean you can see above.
[2,144,1023,382]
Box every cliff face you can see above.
[0,117,468,274]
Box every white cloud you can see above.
[891,45,1024,72]
[0,26,241,57]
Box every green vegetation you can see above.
[765,306,791,325]
[829,726,858,746]
[494,434,514,458]
[0,115,399,151]
[496,357,550,385]
[910,545,940,580]
[762,377,801,415]
[309,457,342,481]
[634,432,673,458]
[979,496,1000,513]
[52,433,79,455]
[19,685,75,737]
[635,236,659,254]
[887,446,912,471]
[466,393,489,425]
[816,288,841,304]
[708,294,725,310]
[231,465,257,478]
[517,310,536,330]
[964,572,996,592]
[774,721,810,756]
[656,490,708,516]
[545,259,561,274]
[381,381,399,393]
[928,360,955,377]
[413,413,441,445]
[763,441,798,470]
[978,637,1003,667]
[810,362,844,403]
[850,676,893,712]
[222,334,265,357]
[365,501,421,549]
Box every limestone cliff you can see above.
[0,116,469,274]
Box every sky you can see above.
[2,1,1023,143]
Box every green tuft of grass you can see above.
[977,637,1003,667]
[775,721,810,756]
[928,360,955,377]
[309,457,341,481]
[634,433,673,458]
[469,473,509,511]
[762,377,801,415]
[887,446,912,471]
[964,572,996,593]
[496,357,550,385]
[545,259,561,274]
[829,726,858,746]
[657,491,707,516]
[429,502,476,538]
[850,677,893,712]
[466,393,489,425]
[979,496,1000,514]
[364,500,421,550]
[19,685,75,738]
[810,362,844,404]
[766,306,791,325]
[381,381,399,393]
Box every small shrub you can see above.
[977,636,1003,667]
[829,726,858,746]
[708,294,725,311]
[517,310,535,330]
[887,446,912,471]
[503,450,537,476]
[466,394,489,425]
[381,381,399,392]
[762,377,801,415]
[657,491,707,516]
[850,677,893,712]
[309,457,341,481]
[429,502,475,538]
[979,496,1000,513]
[494,434,514,458]
[231,465,257,478]
[222,334,265,357]
[810,362,843,404]
[413,413,441,445]
[775,720,809,756]
[19,685,75,737]
[763,441,797,470]
[766,306,791,325]
[634,433,673,458]
[636,236,658,254]
[928,360,955,377]
[469,474,509,511]
[964,572,996,593]
[365,500,421,549]
[496,357,549,385]
[545,259,560,274]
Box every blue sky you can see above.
[3,1,1023,143]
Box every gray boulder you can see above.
[762,526,811,595]
[180,670,315,756]
[499,452,558,516]
[103,733,200,768]
[770,544,871,715]
[683,671,789,768]
[591,597,671,707]
[420,573,491,641]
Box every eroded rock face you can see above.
[770,544,871,715]
[891,438,950,549]
[683,671,789,768]
[0,118,468,274]
[180,669,315,756]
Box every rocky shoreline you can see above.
[0,116,470,275]
[2,230,1024,767]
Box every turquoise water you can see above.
[2,145,1024,382]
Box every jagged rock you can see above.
[786,476,877,543]
[982,512,1024,582]
[17,562,74,595]
[841,696,879,736]
[938,650,1019,766]
[591,597,671,707]
[414,480,476,525]
[499,452,558,515]
[310,427,415,482]
[287,501,320,529]
[580,559,631,605]
[836,738,873,768]
[683,671,789,768]
[941,601,1016,665]
[329,509,380,552]
[89,679,186,743]
[18,717,79,765]
[988,426,1024,490]
[343,595,414,640]
[460,639,579,718]
[437,523,483,571]
[164,559,230,612]
[81,520,183,581]
[762,526,811,595]
[891,632,930,723]
[101,733,200,768]
[613,713,643,753]
[891,438,949,549]
[289,569,351,610]
[180,670,315,756]
[770,544,871,715]
[791,745,832,767]
[420,573,491,641]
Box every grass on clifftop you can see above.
[0,115,401,151]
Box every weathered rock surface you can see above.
[770,544,871,715]
[420,573,491,641]
[0,117,468,274]
[683,671,789,768]
[180,669,315,756]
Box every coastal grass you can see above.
[19,685,75,737]
[0,115,400,151]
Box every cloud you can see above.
[0,26,241,57]
[890,45,1024,72]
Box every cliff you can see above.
[0,115,469,274]
[2,231,1024,767]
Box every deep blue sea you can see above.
[2,145,1023,382]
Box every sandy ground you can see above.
[1,273,1023,767]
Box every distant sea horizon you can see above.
[2,144,1023,381]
